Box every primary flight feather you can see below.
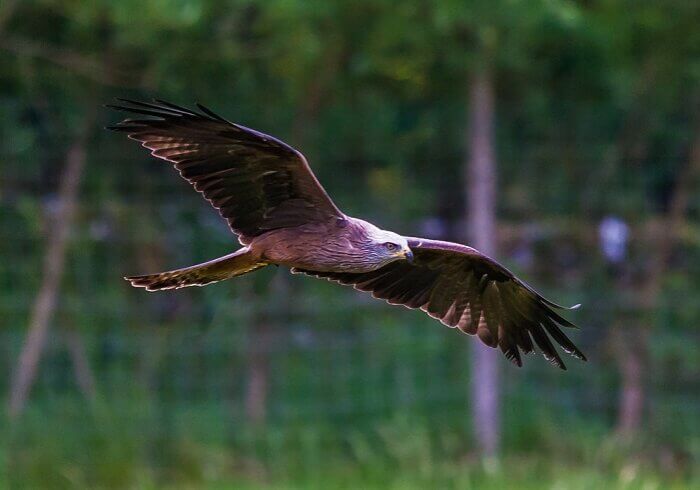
[109,99,586,370]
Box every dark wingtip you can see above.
[547,355,567,370]
[153,98,199,116]
[195,102,228,122]
[541,297,582,311]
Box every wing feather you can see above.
[293,237,585,370]
[109,99,343,243]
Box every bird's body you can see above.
[251,217,410,273]
[110,99,586,370]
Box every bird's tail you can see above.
[125,247,267,291]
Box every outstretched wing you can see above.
[108,99,343,243]
[294,237,585,370]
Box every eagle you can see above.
[108,99,586,370]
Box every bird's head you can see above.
[369,229,413,265]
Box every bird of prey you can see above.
[109,99,586,370]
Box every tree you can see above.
[8,122,91,418]
[465,61,500,458]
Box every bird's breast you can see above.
[250,222,384,273]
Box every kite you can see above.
[109,99,586,369]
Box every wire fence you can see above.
[1,144,699,464]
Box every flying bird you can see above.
[109,99,586,370]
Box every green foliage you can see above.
[3,395,697,488]
[1,0,699,488]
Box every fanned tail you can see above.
[126,247,266,291]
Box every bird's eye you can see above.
[384,242,398,251]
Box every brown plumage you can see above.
[109,99,586,370]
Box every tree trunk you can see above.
[244,307,272,426]
[244,272,289,426]
[465,66,500,458]
[63,326,96,401]
[8,129,89,418]
[615,330,645,434]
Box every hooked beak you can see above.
[403,249,414,263]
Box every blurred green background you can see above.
[1,1,699,488]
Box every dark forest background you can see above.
[0,1,698,488]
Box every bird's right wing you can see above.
[108,99,344,244]
[294,237,585,370]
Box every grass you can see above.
[1,395,697,489]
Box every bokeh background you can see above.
[1,1,699,488]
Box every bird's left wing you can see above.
[294,237,585,369]
[108,99,344,244]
